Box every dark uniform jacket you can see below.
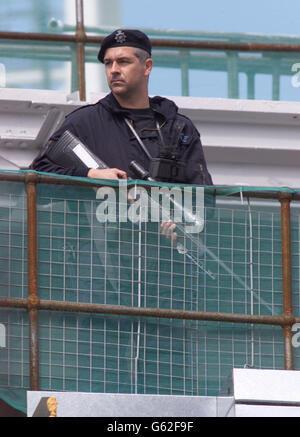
[31,92,213,185]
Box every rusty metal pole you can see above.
[2,30,300,53]
[279,193,295,370]
[26,173,40,390]
[75,0,86,101]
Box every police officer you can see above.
[31,29,213,187]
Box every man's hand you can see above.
[87,168,127,180]
[160,220,178,242]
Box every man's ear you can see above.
[144,58,153,77]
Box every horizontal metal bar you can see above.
[48,22,300,45]
[0,171,299,201]
[0,171,99,187]
[150,39,300,53]
[1,31,300,53]
[0,297,293,327]
[0,31,77,43]
[0,43,297,76]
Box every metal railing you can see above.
[0,170,298,392]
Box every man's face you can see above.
[103,46,152,98]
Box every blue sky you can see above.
[121,0,300,35]
[120,0,300,101]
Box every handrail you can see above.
[48,19,300,45]
[1,30,300,52]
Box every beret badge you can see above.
[114,30,127,44]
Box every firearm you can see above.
[129,160,216,278]
[45,130,109,171]
[129,160,275,314]
[45,131,274,314]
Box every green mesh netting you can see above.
[1,170,300,414]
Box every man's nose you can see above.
[111,61,120,74]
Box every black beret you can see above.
[98,29,152,63]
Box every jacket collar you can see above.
[99,92,178,121]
